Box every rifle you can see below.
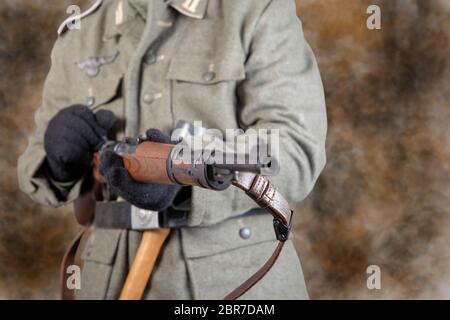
[67,122,293,300]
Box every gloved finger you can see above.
[106,167,176,210]
[99,149,124,176]
[65,104,90,116]
[46,105,94,146]
[106,166,136,192]
[142,184,182,211]
[69,104,106,139]
[145,128,172,144]
[64,115,104,149]
[95,109,116,132]
[57,142,92,166]
[46,127,90,159]
[68,104,95,120]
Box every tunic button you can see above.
[86,96,95,107]
[143,92,154,104]
[239,227,252,240]
[144,52,157,65]
[203,71,216,82]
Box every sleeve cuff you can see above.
[18,147,85,207]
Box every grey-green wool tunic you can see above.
[17,0,327,299]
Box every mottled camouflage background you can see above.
[0,0,449,299]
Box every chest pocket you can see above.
[167,56,245,84]
[166,56,246,130]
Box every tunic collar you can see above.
[128,0,208,20]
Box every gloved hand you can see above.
[44,104,116,182]
[100,128,182,211]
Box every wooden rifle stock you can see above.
[119,141,175,185]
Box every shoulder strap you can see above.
[224,173,293,300]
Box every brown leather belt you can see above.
[93,202,266,231]
[93,202,190,230]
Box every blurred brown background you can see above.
[0,0,449,299]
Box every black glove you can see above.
[100,128,182,211]
[44,104,116,182]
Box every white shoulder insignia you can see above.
[57,0,103,36]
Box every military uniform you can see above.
[17,0,327,299]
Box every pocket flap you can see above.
[181,211,277,259]
[166,57,246,84]
[81,228,122,264]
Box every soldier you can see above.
[17,0,327,299]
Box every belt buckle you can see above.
[131,206,161,230]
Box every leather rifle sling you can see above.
[61,180,98,299]
[119,228,171,300]
[224,172,293,300]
